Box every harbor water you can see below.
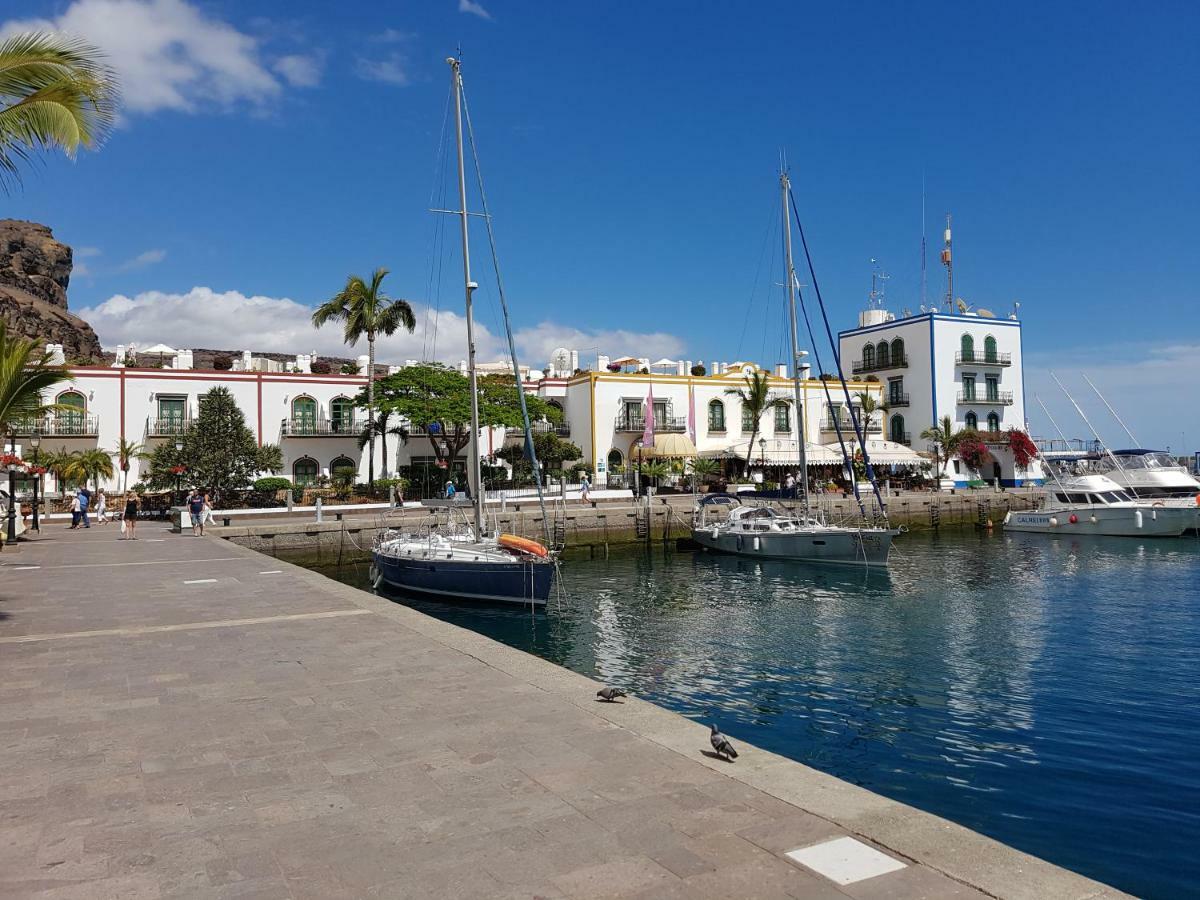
[299,530,1200,898]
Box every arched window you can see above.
[984,335,998,363]
[56,390,86,432]
[293,457,318,486]
[987,412,1000,433]
[330,456,356,482]
[330,397,354,434]
[292,396,317,428]
[961,333,975,362]
[547,399,564,412]
[965,411,978,431]
[741,403,756,433]
[607,449,623,470]
[890,338,905,366]
[707,399,726,432]
[890,414,906,444]
[862,343,876,369]
[876,341,890,367]
[773,401,791,433]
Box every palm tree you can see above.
[356,409,409,479]
[919,416,963,493]
[113,437,145,493]
[66,447,113,491]
[725,370,776,478]
[40,447,75,499]
[0,320,73,437]
[689,457,720,492]
[853,391,890,435]
[312,269,415,486]
[0,32,119,192]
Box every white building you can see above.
[837,305,1044,487]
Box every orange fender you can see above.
[497,534,549,558]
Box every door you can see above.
[158,397,185,433]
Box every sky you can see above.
[2,0,1198,450]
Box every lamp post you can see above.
[174,438,184,496]
[759,437,767,474]
[5,432,17,543]
[29,432,41,532]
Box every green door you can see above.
[58,391,86,434]
[292,397,317,432]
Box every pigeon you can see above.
[710,724,738,760]
[596,687,627,702]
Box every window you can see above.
[773,401,790,433]
[890,338,905,365]
[965,411,978,431]
[887,377,903,405]
[707,399,725,432]
[862,343,875,369]
[330,456,355,479]
[962,375,976,402]
[984,335,998,362]
[652,401,668,428]
[293,457,318,486]
[607,449,623,469]
[961,334,975,361]
[158,397,185,432]
[621,400,641,429]
[330,398,354,434]
[57,390,86,431]
[890,414,906,443]
[876,341,890,367]
[987,412,1000,433]
[741,403,756,433]
[292,396,317,426]
[985,375,999,402]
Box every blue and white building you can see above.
[838,303,1044,487]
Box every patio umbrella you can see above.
[641,433,697,458]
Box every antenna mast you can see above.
[941,213,953,312]
[920,175,927,309]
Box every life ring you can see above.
[497,534,549,558]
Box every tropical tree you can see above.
[357,408,408,479]
[311,269,416,486]
[724,370,777,477]
[641,460,670,489]
[689,457,721,490]
[0,320,73,438]
[853,391,890,434]
[496,431,582,481]
[40,446,76,498]
[0,32,119,192]
[113,437,145,493]
[65,447,113,491]
[919,416,964,492]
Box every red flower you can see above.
[170,464,187,475]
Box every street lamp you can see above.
[5,432,16,544]
[29,432,41,532]
[759,437,767,473]
[174,438,184,495]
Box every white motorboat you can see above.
[1089,450,1200,531]
[693,495,897,566]
[1004,474,1187,537]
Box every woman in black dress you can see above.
[123,493,139,540]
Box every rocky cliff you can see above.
[0,219,103,360]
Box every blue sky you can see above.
[3,1,1198,449]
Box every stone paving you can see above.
[0,526,1121,899]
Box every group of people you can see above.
[186,489,215,536]
[65,487,142,538]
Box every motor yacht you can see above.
[1004,473,1186,537]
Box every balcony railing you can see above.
[282,417,358,436]
[822,419,883,433]
[851,355,908,375]
[148,417,192,437]
[957,392,1014,406]
[885,393,910,408]
[890,431,913,445]
[531,421,571,437]
[614,415,687,432]
[980,430,1010,443]
[955,351,1012,366]
[9,414,99,437]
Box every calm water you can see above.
[302,531,1200,898]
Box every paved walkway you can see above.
[1,526,1119,899]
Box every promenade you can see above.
[1,526,1119,899]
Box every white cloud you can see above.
[272,53,322,88]
[76,246,102,257]
[116,248,167,272]
[1025,342,1200,451]
[0,0,286,114]
[514,322,686,367]
[72,246,101,278]
[458,0,493,20]
[355,53,411,86]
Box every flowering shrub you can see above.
[0,453,26,471]
[1006,428,1038,471]
[956,435,992,472]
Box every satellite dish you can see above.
[956,297,971,313]
[976,308,996,319]
[550,347,571,374]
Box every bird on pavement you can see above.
[710,723,738,760]
[596,687,627,702]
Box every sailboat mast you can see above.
[781,170,810,512]
[449,56,484,537]
[1082,373,1140,447]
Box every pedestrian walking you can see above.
[96,489,108,524]
[445,479,456,500]
[122,493,139,539]
[580,472,591,504]
[201,490,216,527]
[69,492,81,528]
[78,488,91,528]
[188,490,206,536]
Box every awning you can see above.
[635,433,698,458]
[828,438,925,466]
[702,438,841,467]
[610,356,640,366]
[141,343,177,354]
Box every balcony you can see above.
[148,417,192,437]
[282,417,358,437]
[531,421,571,437]
[822,419,883,433]
[614,415,687,433]
[980,431,1010,443]
[885,393,910,408]
[890,431,913,445]
[955,351,1012,367]
[957,392,1014,406]
[9,414,99,437]
[851,355,908,375]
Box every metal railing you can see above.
[980,431,1011,443]
[955,351,1012,366]
[821,418,883,433]
[281,417,358,436]
[614,415,687,432]
[531,421,571,436]
[890,431,913,445]
[885,393,910,407]
[148,417,192,436]
[851,355,908,374]
[957,391,1014,405]
[9,414,99,436]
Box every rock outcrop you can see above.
[0,219,102,360]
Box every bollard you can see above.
[315,496,323,523]
[286,490,294,513]
[222,516,231,527]
[336,512,343,522]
